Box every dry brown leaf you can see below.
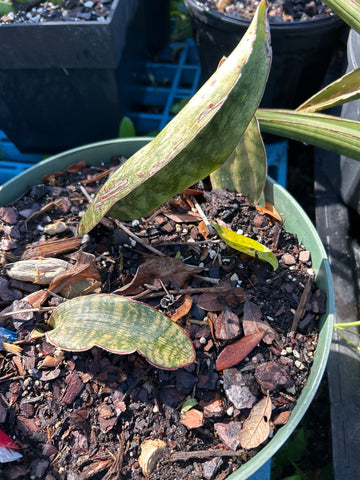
[49,251,101,293]
[242,300,278,344]
[198,220,210,239]
[238,393,272,450]
[256,202,283,223]
[119,256,203,295]
[196,292,224,312]
[213,306,240,340]
[170,295,193,322]
[215,331,264,371]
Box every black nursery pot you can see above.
[184,0,348,109]
[0,0,146,153]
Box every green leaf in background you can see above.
[78,0,271,235]
[118,116,136,138]
[0,0,15,15]
[257,109,360,162]
[46,294,196,370]
[210,221,278,270]
[323,0,360,35]
[180,398,198,414]
[297,68,360,113]
[210,116,267,204]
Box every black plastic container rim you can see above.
[185,0,345,31]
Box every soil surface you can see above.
[0,0,112,24]
[198,0,334,23]
[0,158,326,479]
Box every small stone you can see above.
[214,421,242,451]
[203,457,223,480]
[299,250,311,263]
[180,409,204,429]
[202,397,226,418]
[281,253,296,265]
[223,369,257,410]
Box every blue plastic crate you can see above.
[126,38,202,133]
[1,37,287,190]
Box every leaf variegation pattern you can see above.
[46,294,196,370]
[78,0,271,235]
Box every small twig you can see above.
[167,449,245,462]
[154,239,221,247]
[126,285,247,301]
[79,185,93,204]
[114,220,166,257]
[290,277,312,335]
[0,307,56,318]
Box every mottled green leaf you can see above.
[297,68,360,113]
[210,221,278,270]
[78,0,271,235]
[323,0,360,34]
[210,116,267,204]
[257,109,360,162]
[46,294,195,370]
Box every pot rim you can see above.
[184,0,345,31]
[0,137,334,479]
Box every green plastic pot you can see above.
[0,138,334,479]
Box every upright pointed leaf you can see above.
[257,109,360,161]
[210,116,267,204]
[46,294,196,370]
[78,0,271,235]
[323,0,360,34]
[297,68,360,113]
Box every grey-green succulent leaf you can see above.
[323,0,360,34]
[210,116,267,204]
[78,0,271,235]
[297,68,360,113]
[46,294,196,370]
[257,109,360,162]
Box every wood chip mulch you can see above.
[0,157,326,480]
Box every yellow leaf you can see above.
[210,221,278,270]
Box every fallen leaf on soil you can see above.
[196,292,224,312]
[46,294,195,370]
[242,300,278,344]
[170,295,193,322]
[216,331,265,371]
[118,256,203,295]
[198,220,210,239]
[49,251,101,294]
[213,306,240,340]
[238,393,272,450]
[210,220,278,270]
[256,202,283,223]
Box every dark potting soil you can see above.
[0,158,326,479]
[199,0,334,23]
[0,0,112,24]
